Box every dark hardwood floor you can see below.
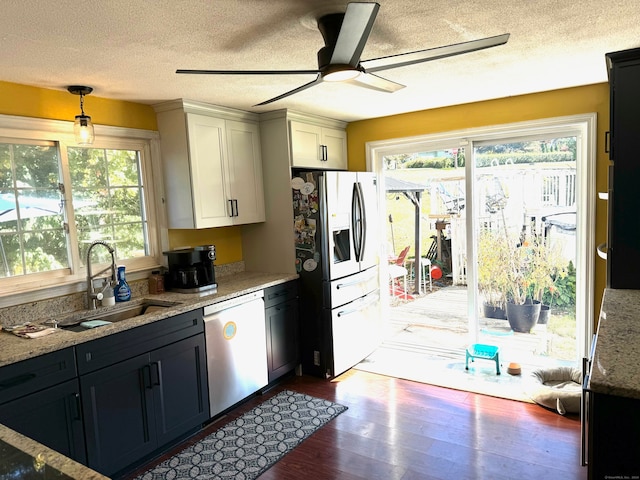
[127,369,587,480]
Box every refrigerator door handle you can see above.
[351,182,366,262]
[352,183,362,261]
[357,182,367,260]
[336,270,378,289]
[336,291,379,317]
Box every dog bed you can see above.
[525,366,582,415]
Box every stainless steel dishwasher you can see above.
[203,290,267,417]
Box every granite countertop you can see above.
[0,270,297,479]
[0,271,297,368]
[588,288,640,399]
[0,424,108,480]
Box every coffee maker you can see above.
[163,245,217,293]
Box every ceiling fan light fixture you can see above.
[322,64,361,82]
[67,85,95,145]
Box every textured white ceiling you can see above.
[1,0,638,122]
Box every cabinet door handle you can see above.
[152,362,161,387]
[581,375,590,466]
[604,131,610,155]
[322,145,328,161]
[142,365,152,389]
[0,373,36,390]
[233,199,239,217]
[227,199,234,218]
[71,393,82,421]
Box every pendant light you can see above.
[67,85,95,145]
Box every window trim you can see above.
[0,113,167,308]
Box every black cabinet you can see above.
[605,47,640,288]
[0,348,86,464]
[79,310,209,476]
[151,335,208,447]
[80,353,153,473]
[264,281,300,383]
[586,390,640,479]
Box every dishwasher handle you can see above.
[203,290,264,317]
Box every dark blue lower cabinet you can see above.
[80,334,209,476]
[266,299,300,383]
[0,378,86,465]
[80,353,156,475]
[151,334,209,447]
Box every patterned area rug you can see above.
[134,390,347,480]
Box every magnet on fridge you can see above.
[303,259,317,271]
[300,182,315,195]
[291,177,304,190]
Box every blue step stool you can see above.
[465,343,501,375]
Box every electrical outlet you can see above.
[313,350,320,366]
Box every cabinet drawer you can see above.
[0,348,77,404]
[76,309,204,375]
[264,281,298,309]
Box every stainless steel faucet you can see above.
[86,240,117,310]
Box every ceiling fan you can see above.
[177,2,510,106]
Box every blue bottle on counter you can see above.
[114,265,131,302]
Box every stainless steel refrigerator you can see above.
[292,170,382,379]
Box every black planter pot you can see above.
[537,304,551,324]
[506,300,541,333]
[483,302,507,320]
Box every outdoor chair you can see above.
[389,246,410,299]
[419,257,433,292]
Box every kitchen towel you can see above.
[131,390,347,480]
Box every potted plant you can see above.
[503,232,567,332]
[477,230,510,319]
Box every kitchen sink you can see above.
[84,300,179,324]
[48,299,180,330]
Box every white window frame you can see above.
[0,114,167,307]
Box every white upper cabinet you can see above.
[224,119,265,224]
[290,120,347,170]
[154,100,265,229]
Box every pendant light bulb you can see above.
[73,114,94,145]
[67,86,95,145]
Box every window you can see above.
[0,114,162,295]
[0,140,66,276]
[68,147,149,263]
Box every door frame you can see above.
[366,113,597,361]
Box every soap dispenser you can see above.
[114,265,131,302]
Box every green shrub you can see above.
[475,152,574,167]
[543,260,576,309]
[405,156,453,169]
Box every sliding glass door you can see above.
[472,136,578,366]
[370,114,595,368]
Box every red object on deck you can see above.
[389,285,414,300]
[430,265,443,280]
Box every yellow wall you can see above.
[0,81,243,265]
[167,227,243,264]
[346,83,610,322]
[0,81,157,130]
[0,80,610,275]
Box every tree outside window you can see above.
[0,138,153,280]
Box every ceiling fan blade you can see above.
[253,75,322,106]
[361,33,510,73]
[349,72,405,93]
[330,2,380,67]
[176,69,320,75]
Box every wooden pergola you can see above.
[385,177,430,294]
